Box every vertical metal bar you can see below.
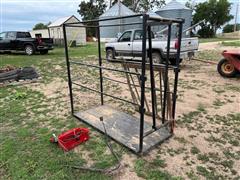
[97,26,104,105]
[63,24,74,114]
[139,14,148,153]
[159,71,163,112]
[172,22,183,120]
[135,68,151,113]
[147,25,157,130]
[123,65,138,105]
[162,24,171,124]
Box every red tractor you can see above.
[217,50,240,78]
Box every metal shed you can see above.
[99,2,141,42]
[48,15,86,46]
[146,11,163,33]
[155,0,192,37]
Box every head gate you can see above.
[63,14,183,154]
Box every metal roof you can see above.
[48,15,79,27]
[147,11,162,18]
[100,2,135,17]
[158,0,190,11]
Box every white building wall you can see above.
[30,29,49,38]
[48,16,86,45]
[66,26,86,45]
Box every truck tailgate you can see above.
[41,38,53,45]
[180,38,198,52]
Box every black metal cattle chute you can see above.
[63,14,183,154]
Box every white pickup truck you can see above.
[105,29,199,64]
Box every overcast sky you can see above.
[1,0,239,32]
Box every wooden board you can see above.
[74,105,172,153]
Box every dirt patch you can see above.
[29,78,68,98]
[114,154,143,180]
[24,48,240,179]
[0,65,16,73]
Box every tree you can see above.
[112,0,165,12]
[77,0,107,37]
[112,0,132,8]
[138,0,165,12]
[223,24,240,33]
[33,22,51,30]
[185,0,196,11]
[193,0,233,37]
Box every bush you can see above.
[223,24,240,33]
[197,26,215,38]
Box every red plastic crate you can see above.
[57,128,89,151]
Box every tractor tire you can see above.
[217,58,237,78]
[18,67,39,80]
[0,69,21,82]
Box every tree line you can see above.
[78,0,234,38]
[33,0,235,38]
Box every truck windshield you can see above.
[17,32,31,38]
[134,30,154,40]
[6,32,16,39]
[0,32,6,39]
[119,31,131,42]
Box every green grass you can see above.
[191,146,200,155]
[134,159,181,179]
[222,40,240,47]
[199,38,239,43]
[1,42,240,179]
[0,85,116,179]
[194,49,222,61]
[0,44,118,179]
[196,166,222,179]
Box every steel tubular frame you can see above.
[63,14,183,154]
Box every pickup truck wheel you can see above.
[40,50,48,55]
[152,52,162,64]
[106,49,114,61]
[25,45,34,55]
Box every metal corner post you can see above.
[97,26,104,105]
[63,24,74,114]
[172,22,183,119]
[147,25,157,130]
[162,23,171,124]
[139,14,148,153]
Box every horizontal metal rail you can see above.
[103,58,177,70]
[69,60,140,76]
[103,76,173,94]
[72,82,139,106]
[147,21,172,26]
[148,16,184,23]
[143,120,171,137]
[64,14,183,25]
[65,22,143,28]
[64,14,143,24]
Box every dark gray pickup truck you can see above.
[0,31,53,55]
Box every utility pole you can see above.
[118,0,122,32]
[234,3,239,32]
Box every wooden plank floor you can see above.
[74,105,172,153]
